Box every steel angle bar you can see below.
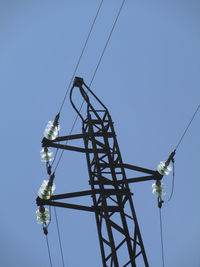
[51,189,130,200]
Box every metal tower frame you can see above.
[37,77,164,267]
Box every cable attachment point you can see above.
[157,150,175,176]
[158,197,164,209]
[43,225,48,235]
[53,113,60,127]
[47,164,52,175]
[165,150,176,167]
[73,77,84,88]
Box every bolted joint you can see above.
[36,196,43,206]
[73,76,84,88]
[154,171,163,181]
[42,137,51,147]
[36,196,49,206]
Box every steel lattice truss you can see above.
[37,77,163,267]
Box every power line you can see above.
[45,233,53,267]
[175,103,200,151]
[89,0,126,87]
[50,0,104,170]
[54,207,65,267]
[159,208,165,267]
[58,0,104,115]
[53,0,126,173]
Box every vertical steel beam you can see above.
[73,78,150,267]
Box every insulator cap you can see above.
[157,161,172,176]
[38,180,56,200]
[36,207,50,224]
[40,148,53,163]
[152,182,166,197]
[44,121,60,140]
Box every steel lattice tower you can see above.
[37,77,163,267]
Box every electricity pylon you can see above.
[37,77,166,267]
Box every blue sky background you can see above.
[0,0,200,266]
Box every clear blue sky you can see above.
[0,0,200,266]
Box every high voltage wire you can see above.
[175,103,200,151]
[54,207,65,267]
[50,0,104,168]
[89,0,126,88]
[53,0,126,173]
[159,208,165,267]
[58,0,104,115]
[45,234,53,267]
[43,208,66,267]
[165,103,200,203]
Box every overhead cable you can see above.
[45,233,53,267]
[159,208,165,267]
[89,0,126,87]
[58,0,104,114]
[163,103,199,203]
[50,0,104,169]
[54,207,65,267]
[175,103,200,151]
